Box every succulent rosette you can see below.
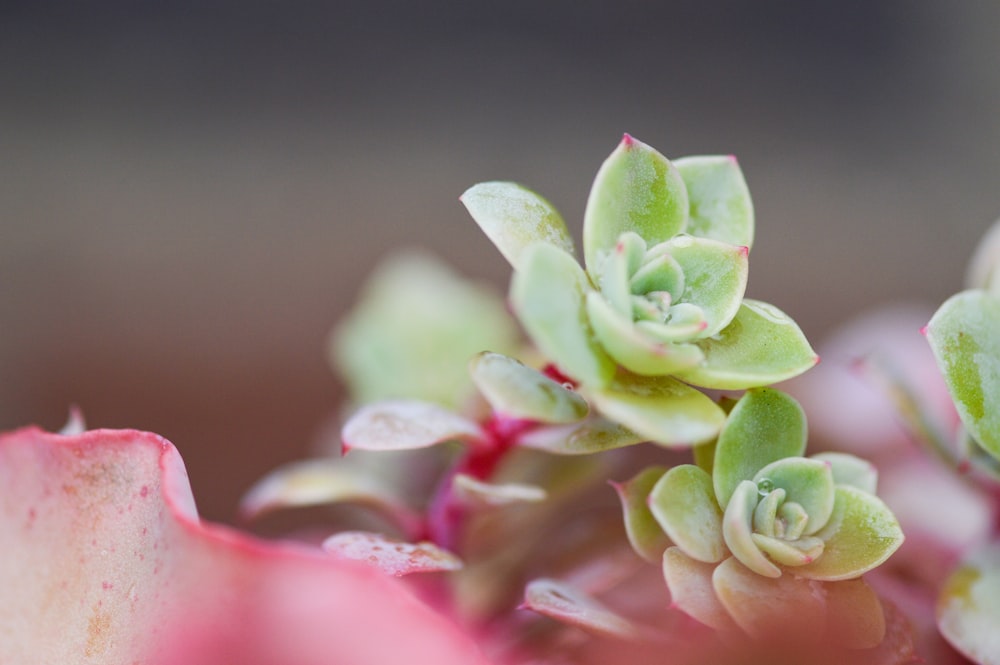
[462,135,817,447]
[618,388,904,647]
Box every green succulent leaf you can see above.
[460,181,575,270]
[341,400,481,451]
[660,235,748,338]
[586,292,705,376]
[510,243,617,387]
[600,232,646,316]
[649,465,725,564]
[588,373,726,448]
[583,135,689,278]
[674,155,754,249]
[713,388,808,507]
[750,533,824,567]
[662,547,739,632]
[516,418,645,455]
[322,531,463,577]
[926,289,1000,460]
[675,300,819,390]
[612,466,672,563]
[522,578,638,638]
[451,474,547,507]
[752,457,835,536]
[469,352,588,424]
[811,452,878,494]
[938,542,1000,665]
[712,556,826,641]
[722,480,781,578]
[795,486,904,581]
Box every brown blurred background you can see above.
[2,1,999,522]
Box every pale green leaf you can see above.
[341,400,481,451]
[612,466,672,563]
[322,531,463,577]
[926,289,1000,460]
[938,542,1000,665]
[516,418,645,455]
[599,232,646,316]
[675,300,819,390]
[649,464,725,563]
[583,135,689,278]
[521,578,638,638]
[660,235,748,338]
[750,533,824,567]
[451,474,547,507]
[811,452,878,494]
[753,457,835,536]
[460,181,574,270]
[586,292,704,376]
[588,373,726,448]
[712,388,808,507]
[722,480,781,578]
[510,243,616,387]
[795,486,904,581]
[662,547,739,632]
[469,352,588,424]
[674,155,754,249]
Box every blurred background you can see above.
[2,1,999,522]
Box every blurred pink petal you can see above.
[0,427,492,665]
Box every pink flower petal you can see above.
[0,427,492,665]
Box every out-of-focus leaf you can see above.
[341,400,481,451]
[451,474,547,507]
[469,352,588,424]
[938,541,1000,665]
[824,577,886,649]
[612,466,671,563]
[649,465,725,564]
[521,578,637,639]
[322,531,462,577]
[661,547,738,632]
[812,452,878,495]
[674,155,754,249]
[516,418,645,455]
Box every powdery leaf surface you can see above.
[342,399,481,451]
[322,531,463,576]
[521,578,637,639]
[0,427,491,665]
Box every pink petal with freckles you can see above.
[0,427,492,665]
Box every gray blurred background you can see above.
[3,1,999,521]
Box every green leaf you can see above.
[795,486,904,581]
[588,373,726,448]
[662,235,748,338]
[341,400,481,451]
[517,418,645,455]
[612,466,672,563]
[675,300,819,390]
[451,474,547,507]
[722,480,781,578]
[510,243,617,387]
[600,232,646,316]
[583,135,689,278]
[811,452,878,494]
[938,542,1000,665]
[586,292,705,376]
[649,465,725,563]
[753,457,835,536]
[322,531,463,577]
[674,155,754,249]
[521,578,638,638]
[469,352,588,424]
[712,556,826,640]
[713,388,808,507]
[926,289,1000,460]
[460,181,575,270]
[662,547,739,632]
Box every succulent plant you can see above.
[619,388,904,647]
[462,135,817,447]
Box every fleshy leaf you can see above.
[612,466,671,563]
[662,235,748,338]
[469,352,588,424]
[750,533,824,567]
[795,486,904,581]
[925,289,1000,459]
[662,547,738,632]
[824,577,886,649]
[510,243,616,387]
[811,452,878,494]
[461,181,575,270]
[674,155,754,249]
[583,135,689,278]
[966,217,1000,294]
[341,399,481,451]
[322,531,463,577]
[649,465,725,563]
[0,427,490,665]
[676,300,819,390]
[521,578,637,638]
[586,291,705,375]
[752,457,835,536]
[712,556,825,640]
[451,473,547,507]
[722,480,781,578]
[712,388,808,507]
[331,250,518,409]
[938,542,1000,665]
[516,418,645,455]
[588,373,726,448]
